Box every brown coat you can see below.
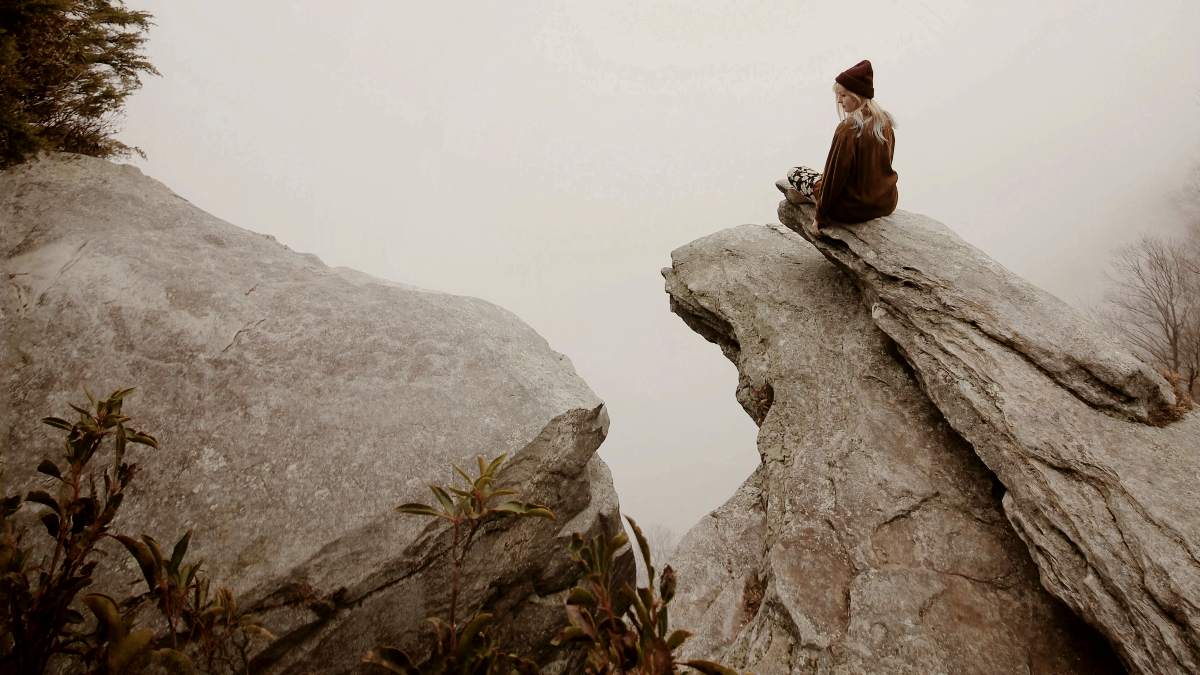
[813,119,898,226]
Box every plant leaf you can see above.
[24,490,59,513]
[626,515,654,584]
[170,530,191,576]
[42,416,74,431]
[660,565,678,604]
[142,535,165,580]
[98,492,124,526]
[493,501,556,519]
[566,586,597,606]
[430,485,455,513]
[83,593,127,641]
[36,459,62,480]
[108,628,155,672]
[484,453,506,477]
[551,625,590,646]
[151,648,196,674]
[611,531,629,551]
[395,503,440,518]
[453,464,473,485]
[363,647,419,674]
[455,611,493,659]
[40,513,60,537]
[683,660,740,675]
[114,534,158,592]
[126,430,158,448]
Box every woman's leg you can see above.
[787,166,822,202]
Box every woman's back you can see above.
[814,119,898,225]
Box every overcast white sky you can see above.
[116,0,1200,537]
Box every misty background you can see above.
[114,1,1200,541]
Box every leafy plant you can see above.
[363,454,554,675]
[553,516,738,675]
[114,530,272,673]
[0,387,157,672]
[0,388,268,674]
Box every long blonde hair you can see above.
[834,82,896,145]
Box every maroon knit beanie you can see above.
[836,60,874,99]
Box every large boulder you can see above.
[780,201,1200,675]
[662,224,1119,674]
[0,153,629,672]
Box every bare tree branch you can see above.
[1102,232,1200,398]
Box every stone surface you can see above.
[0,153,629,672]
[663,224,1120,674]
[780,200,1200,675]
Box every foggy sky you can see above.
[116,0,1200,536]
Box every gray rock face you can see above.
[779,201,1200,675]
[662,224,1119,674]
[0,153,628,671]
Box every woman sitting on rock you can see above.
[776,59,898,234]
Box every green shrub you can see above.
[364,454,553,674]
[366,457,740,675]
[0,388,267,674]
[554,517,736,675]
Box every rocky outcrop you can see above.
[663,224,1119,674]
[0,153,629,671]
[777,201,1200,675]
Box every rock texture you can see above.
[776,201,1200,675]
[663,224,1120,674]
[0,153,629,671]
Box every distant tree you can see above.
[1102,234,1200,399]
[0,0,159,169]
[644,524,678,570]
[1173,162,1200,226]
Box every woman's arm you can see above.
[815,122,856,226]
